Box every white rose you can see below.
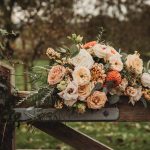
[109,55,123,72]
[125,52,143,74]
[58,81,78,106]
[72,66,91,86]
[71,49,94,69]
[93,44,108,58]
[93,44,121,61]
[141,73,150,88]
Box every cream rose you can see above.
[93,44,121,61]
[71,49,94,69]
[48,65,66,85]
[72,66,91,86]
[93,44,108,59]
[109,55,123,72]
[125,86,142,105]
[141,73,150,88]
[78,82,94,101]
[58,82,78,106]
[125,52,143,74]
[129,87,142,105]
[87,91,107,109]
[125,86,138,97]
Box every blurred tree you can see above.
[0,0,75,90]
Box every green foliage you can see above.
[140,97,147,108]
[67,33,83,44]
[17,86,54,107]
[91,82,103,94]
[16,122,150,150]
[109,94,120,104]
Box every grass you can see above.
[15,59,150,150]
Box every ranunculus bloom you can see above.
[141,73,150,88]
[72,66,91,86]
[93,44,121,61]
[87,91,107,109]
[109,55,123,72]
[78,82,94,101]
[58,82,78,106]
[82,41,97,49]
[48,65,66,85]
[71,49,94,69]
[106,71,122,86]
[125,51,143,74]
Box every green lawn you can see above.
[15,60,150,150]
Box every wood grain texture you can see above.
[32,122,113,150]
[117,97,150,122]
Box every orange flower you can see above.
[82,41,97,49]
[106,71,122,86]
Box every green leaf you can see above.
[109,95,120,104]
[91,82,102,94]
[140,97,147,108]
[0,29,8,36]
[69,44,80,58]
[103,87,108,94]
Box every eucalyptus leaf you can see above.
[70,44,80,58]
[103,87,108,94]
[140,97,147,108]
[91,82,102,94]
[109,95,120,104]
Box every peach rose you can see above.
[125,51,143,74]
[72,66,91,86]
[78,82,94,101]
[87,91,107,109]
[58,81,78,106]
[48,65,66,85]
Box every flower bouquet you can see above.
[18,34,150,114]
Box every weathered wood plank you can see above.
[118,97,150,122]
[32,122,113,150]
[16,91,150,122]
[15,108,119,122]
